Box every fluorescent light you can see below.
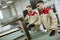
[0,10,3,19]
[2,6,8,8]
[7,1,13,4]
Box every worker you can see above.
[36,1,58,36]
[25,5,40,31]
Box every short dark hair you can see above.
[26,5,32,8]
[37,1,44,4]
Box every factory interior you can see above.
[0,0,60,40]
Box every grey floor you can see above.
[15,31,60,40]
[0,30,60,40]
[0,23,60,40]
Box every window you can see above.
[0,10,3,19]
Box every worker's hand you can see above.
[29,24,35,28]
[30,24,35,27]
[28,24,35,30]
[25,22,29,26]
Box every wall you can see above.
[54,0,60,23]
[2,8,12,19]
[10,0,30,17]
[9,5,17,17]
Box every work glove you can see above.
[28,24,35,30]
[25,22,29,26]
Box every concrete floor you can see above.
[0,30,60,40]
[16,31,60,40]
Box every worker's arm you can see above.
[25,15,28,21]
[29,14,38,24]
[49,10,58,29]
[34,14,41,25]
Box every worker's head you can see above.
[36,1,44,10]
[26,5,33,13]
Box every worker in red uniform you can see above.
[36,1,58,36]
[25,5,40,31]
